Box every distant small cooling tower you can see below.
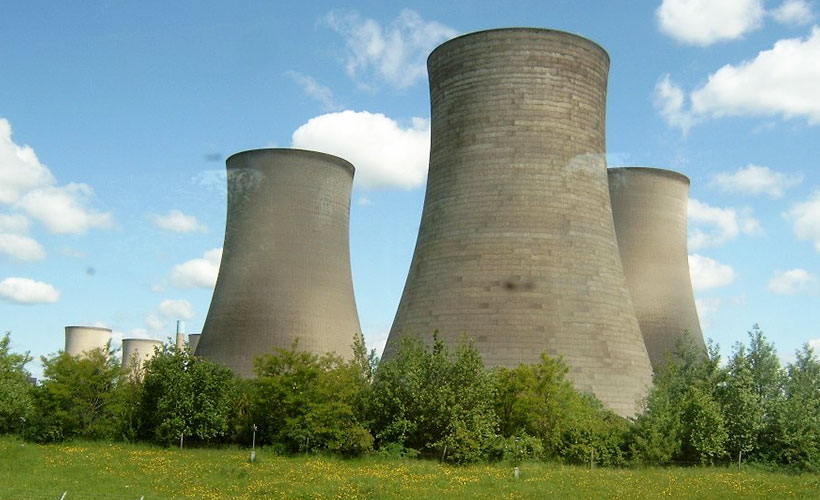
[385,28,652,416]
[196,149,362,377]
[64,326,111,358]
[187,334,201,354]
[121,338,163,375]
[608,167,705,370]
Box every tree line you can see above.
[0,326,818,470]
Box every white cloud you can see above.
[292,110,430,189]
[711,164,802,198]
[286,71,340,111]
[0,118,55,204]
[785,192,820,251]
[695,297,722,330]
[656,0,765,46]
[158,299,194,320]
[0,213,45,261]
[322,9,457,89]
[768,268,819,294]
[656,28,820,130]
[689,254,737,291]
[0,117,113,235]
[0,233,46,261]
[809,338,820,353]
[0,277,60,304]
[170,248,222,288]
[145,314,166,332]
[688,198,761,250]
[16,183,113,234]
[150,209,206,233]
[691,27,820,123]
[771,0,815,25]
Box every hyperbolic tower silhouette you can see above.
[385,28,652,416]
[64,326,111,358]
[196,149,362,377]
[608,167,705,370]
[121,338,163,376]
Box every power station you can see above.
[64,326,111,358]
[608,167,705,370]
[121,338,163,376]
[196,149,362,377]
[384,28,653,417]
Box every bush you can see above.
[0,332,33,435]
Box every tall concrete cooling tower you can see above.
[65,326,111,358]
[608,167,705,370]
[121,338,163,376]
[196,149,362,377]
[385,28,653,416]
[187,334,201,354]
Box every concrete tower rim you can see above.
[609,166,691,185]
[64,325,112,332]
[428,27,610,66]
[226,148,356,177]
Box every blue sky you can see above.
[2,0,819,377]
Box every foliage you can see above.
[493,353,628,465]
[139,344,238,445]
[250,337,374,456]
[0,332,33,435]
[27,347,121,442]
[368,335,497,463]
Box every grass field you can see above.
[1,437,818,499]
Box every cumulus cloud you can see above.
[656,28,820,130]
[286,71,340,111]
[0,117,113,235]
[771,0,815,25]
[809,338,820,352]
[150,209,206,233]
[711,164,802,198]
[656,0,765,46]
[16,183,113,234]
[689,254,737,291]
[688,198,761,250]
[170,248,222,288]
[768,268,819,294]
[0,213,45,261]
[322,9,457,89]
[158,299,194,320]
[0,276,60,304]
[145,314,166,332]
[785,192,820,251]
[292,110,430,189]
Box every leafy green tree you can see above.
[494,353,628,465]
[630,335,726,464]
[369,335,497,463]
[28,347,122,442]
[0,332,33,435]
[250,337,374,456]
[744,325,785,460]
[717,343,763,463]
[771,344,820,470]
[140,344,237,445]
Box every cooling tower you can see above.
[608,167,705,370]
[385,28,652,416]
[196,148,362,377]
[188,334,201,354]
[64,326,111,358]
[121,338,163,375]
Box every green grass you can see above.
[1,437,817,499]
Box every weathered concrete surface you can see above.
[197,149,362,377]
[121,338,163,376]
[608,167,705,370]
[385,28,652,417]
[64,326,111,358]
[187,333,200,354]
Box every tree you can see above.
[717,343,763,463]
[744,325,785,461]
[368,335,497,463]
[772,344,820,470]
[28,347,122,442]
[0,332,33,435]
[139,344,237,445]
